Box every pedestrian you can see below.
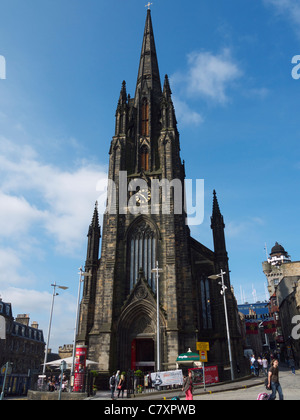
[257,356,263,375]
[109,373,116,400]
[250,354,256,375]
[262,356,268,377]
[182,370,194,400]
[253,357,259,377]
[267,359,284,400]
[117,374,126,398]
[115,370,120,385]
[288,356,296,375]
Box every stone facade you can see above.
[263,243,300,360]
[77,10,246,380]
[0,300,45,374]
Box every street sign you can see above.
[199,351,208,363]
[1,364,12,375]
[0,362,12,400]
[196,341,209,351]
[0,315,6,340]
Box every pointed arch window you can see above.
[200,277,212,329]
[129,222,156,292]
[140,145,149,171]
[141,99,149,136]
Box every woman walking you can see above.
[268,359,284,400]
[117,374,126,398]
[182,371,194,400]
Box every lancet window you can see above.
[141,99,149,136]
[200,277,212,329]
[140,145,149,171]
[129,222,156,292]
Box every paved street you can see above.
[194,366,299,400]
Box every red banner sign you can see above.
[246,321,259,335]
[262,321,276,334]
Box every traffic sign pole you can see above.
[0,362,11,400]
[203,362,206,392]
[197,342,209,392]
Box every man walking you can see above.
[109,373,116,400]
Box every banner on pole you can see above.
[151,370,183,387]
[0,316,5,340]
[189,366,219,385]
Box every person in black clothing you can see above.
[117,374,126,398]
[268,359,284,400]
[109,373,116,400]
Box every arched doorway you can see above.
[131,338,155,371]
[117,298,159,371]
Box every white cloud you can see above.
[0,137,107,350]
[0,138,108,255]
[0,248,33,288]
[1,286,77,351]
[172,96,204,126]
[170,48,242,126]
[264,0,300,34]
[172,48,242,105]
[0,192,45,237]
[227,217,265,238]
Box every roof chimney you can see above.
[16,314,30,326]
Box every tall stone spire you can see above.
[86,201,101,268]
[211,190,230,286]
[135,9,162,105]
[211,190,225,229]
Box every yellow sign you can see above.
[196,342,209,351]
[199,350,208,363]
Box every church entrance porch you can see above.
[131,338,155,372]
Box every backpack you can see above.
[110,376,116,387]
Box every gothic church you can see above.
[77,10,245,379]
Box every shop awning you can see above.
[176,352,200,362]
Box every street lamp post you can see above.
[42,282,68,377]
[208,269,234,381]
[152,261,163,372]
[70,267,88,392]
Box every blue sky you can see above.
[0,0,300,351]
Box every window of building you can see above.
[141,99,149,136]
[129,222,156,292]
[200,277,212,329]
[140,145,149,171]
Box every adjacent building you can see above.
[263,242,300,361]
[0,299,45,374]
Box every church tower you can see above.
[77,10,246,380]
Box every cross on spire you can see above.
[145,2,153,10]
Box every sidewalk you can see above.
[139,375,265,400]
[89,374,266,400]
